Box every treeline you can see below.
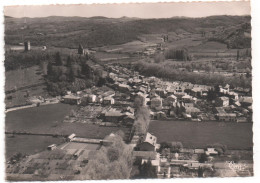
[84,132,133,180]
[164,48,192,61]
[5,16,250,48]
[133,96,151,136]
[134,61,251,89]
[46,52,105,96]
[5,50,51,71]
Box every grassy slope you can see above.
[5,15,251,48]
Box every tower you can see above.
[24,41,30,51]
[78,44,85,55]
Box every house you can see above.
[194,149,205,154]
[228,92,239,101]
[205,148,218,156]
[216,113,236,122]
[155,88,167,97]
[239,97,253,107]
[137,132,157,151]
[182,102,194,108]
[215,96,229,107]
[47,144,57,151]
[63,95,81,105]
[118,83,131,92]
[181,94,193,103]
[165,95,177,106]
[155,111,167,120]
[104,110,124,123]
[67,133,76,141]
[96,95,103,103]
[103,97,115,105]
[220,84,230,94]
[151,97,163,111]
[191,87,208,98]
[237,117,247,123]
[184,106,201,117]
[88,94,96,103]
[122,106,135,114]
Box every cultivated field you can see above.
[5,135,65,159]
[149,120,253,150]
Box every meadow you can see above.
[149,120,253,150]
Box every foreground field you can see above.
[149,120,253,150]
[5,135,65,159]
[5,103,129,138]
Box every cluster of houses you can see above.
[131,132,217,178]
[106,64,252,122]
[61,63,252,124]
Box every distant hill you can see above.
[4,15,251,49]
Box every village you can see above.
[4,9,254,180]
[5,43,253,180]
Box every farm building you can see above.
[62,95,81,105]
[104,110,124,123]
[215,96,229,107]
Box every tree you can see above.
[198,167,204,177]
[138,160,157,178]
[154,53,165,63]
[236,50,240,61]
[68,67,75,82]
[55,52,62,66]
[67,55,72,67]
[47,62,53,76]
[170,142,183,153]
[198,153,208,163]
[84,134,133,180]
[159,142,172,152]
[107,147,120,162]
[134,95,145,108]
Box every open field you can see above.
[5,66,44,92]
[5,134,65,159]
[5,66,47,108]
[149,120,253,150]
[6,103,130,138]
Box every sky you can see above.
[4,1,251,18]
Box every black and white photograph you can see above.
[1,0,257,181]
